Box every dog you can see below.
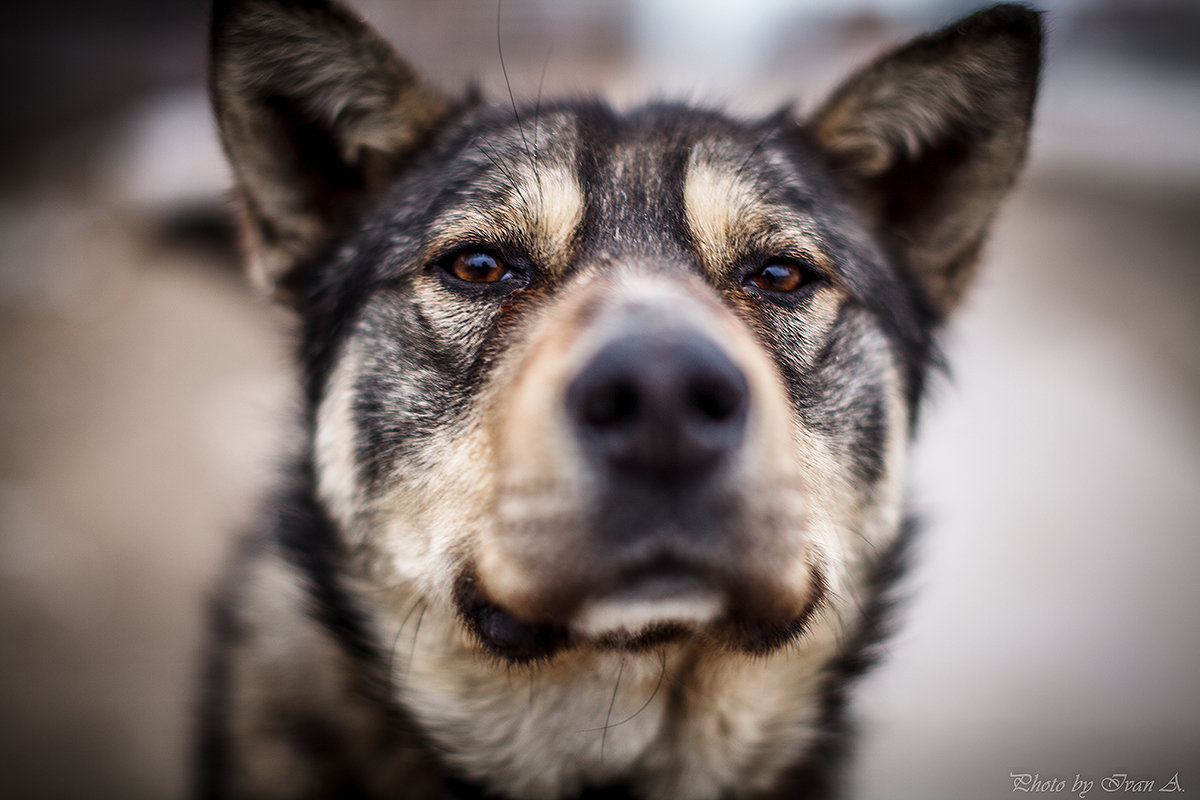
[197,2,1040,797]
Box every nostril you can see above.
[580,378,639,430]
[687,373,745,424]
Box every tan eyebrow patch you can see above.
[683,144,829,279]
[427,120,584,275]
[528,164,585,267]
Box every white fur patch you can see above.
[572,592,724,640]
[313,336,363,537]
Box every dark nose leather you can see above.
[566,331,749,482]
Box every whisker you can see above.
[577,651,667,735]
[532,42,553,157]
[407,601,429,677]
[496,0,538,177]
[474,138,531,206]
[387,596,428,700]
[825,585,868,655]
[734,116,786,181]
[606,652,667,731]
[600,657,624,764]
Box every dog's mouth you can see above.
[453,561,715,664]
[455,573,572,663]
[454,557,827,664]
[571,565,724,640]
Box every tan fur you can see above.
[314,337,365,538]
[424,116,585,277]
[684,142,833,284]
[366,588,860,800]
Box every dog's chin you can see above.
[454,568,827,665]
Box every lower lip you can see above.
[571,579,723,639]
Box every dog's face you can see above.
[307,102,927,662]
[211,0,1038,664]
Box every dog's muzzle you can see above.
[463,280,822,662]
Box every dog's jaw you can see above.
[382,579,851,800]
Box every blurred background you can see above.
[1,1,1197,798]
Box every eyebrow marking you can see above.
[683,143,830,280]
[426,120,585,276]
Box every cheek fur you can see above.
[347,285,502,487]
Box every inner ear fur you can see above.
[808,4,1042,317]
[210,0,452,299]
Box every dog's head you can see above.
[211,0,1039,663]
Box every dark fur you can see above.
[198,2,1040,798]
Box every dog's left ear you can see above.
[210,0,452,299]
[808,4,1042,317]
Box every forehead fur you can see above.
[407,102,838,282]
[310,100,932,415]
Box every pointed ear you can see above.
[210,0,451,299]
[808,4,1042,317]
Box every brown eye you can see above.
[745,261,809,293]
[445,250,511,284]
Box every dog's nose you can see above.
[566,331,749,481]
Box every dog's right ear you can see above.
[210,0,451,299]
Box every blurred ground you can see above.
[1,2,1197,798]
